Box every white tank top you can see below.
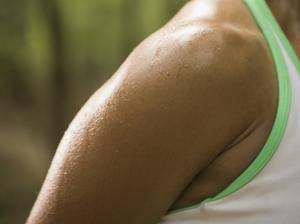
[159,0,300,223]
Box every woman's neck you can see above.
[267,0,300,57]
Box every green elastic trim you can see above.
[256,0,300,74]
[168,0,292,215]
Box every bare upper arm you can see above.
[27,20,272,224]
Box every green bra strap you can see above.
[256,0,300,74]
[168,0,291,215]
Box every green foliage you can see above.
[0,1,186,222]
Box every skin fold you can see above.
[27,0,299,223]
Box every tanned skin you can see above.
[27,0,299,223]
[267,0,300,57]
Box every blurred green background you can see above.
[0,0,186,223]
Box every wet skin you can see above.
[27,0,299,223]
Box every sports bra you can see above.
[159,0,300,223]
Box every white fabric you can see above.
[160,28,300,224]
